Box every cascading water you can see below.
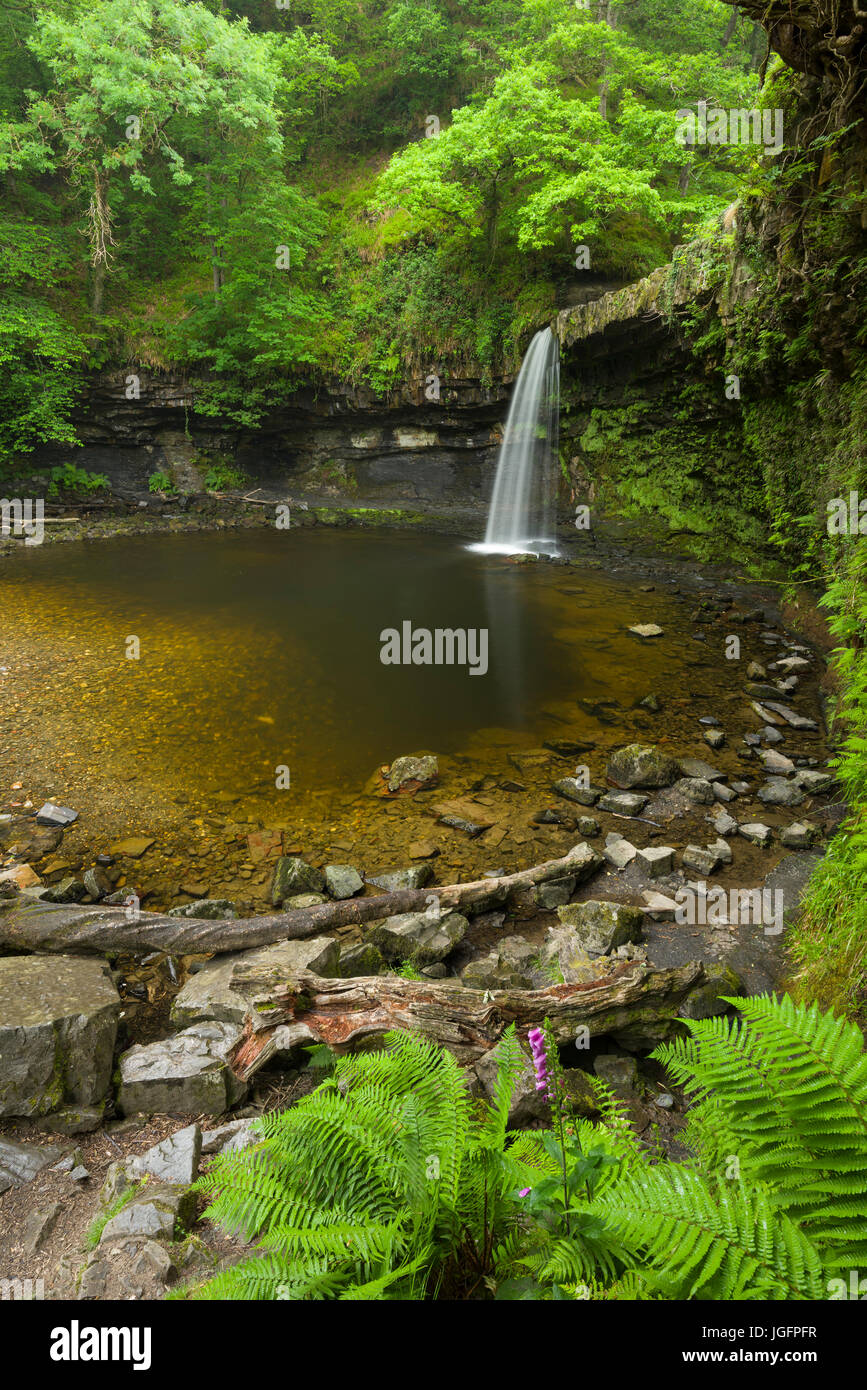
[472,326,560,556]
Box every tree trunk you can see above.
[0,843,602,957]
[227,959,707,1072]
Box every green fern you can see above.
[182,1027,533,1300]
[654,994,867,1271]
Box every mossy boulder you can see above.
[605,744,680,789]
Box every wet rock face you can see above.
[0,956,120,1118]
[26,368,511,507]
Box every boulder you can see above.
[126,1124,202,1186]
[602,835,637,869]
[679,962,743,1021]
[593,1053,638,1095]
[167,898,238,920]
[675,777,716,805]
[462,935,537,990]
[385,755,439,792]
[598,790,648,816]
[100,1185,197,1244]
[780,821,818,850]
[636,845,675,878]
[337,942,387,976]
[323,864,364,899]
[605,744,679,789]
[365,865,433,891]
[171,936,341,1027]
[792,769,834,794]
[0,1137,66,1194]
[370,910,467,966]
[540,927,618,985]
[682,845,721,876]
[0,956,120,1117]
[534,876,576,909]
[555,900,644,956]
[117,1022,247,1116]
[271,857,325,905]
[757,777,806,807]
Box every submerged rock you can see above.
[605,744,679,789]
[552,778,603,805]
[365,865,434,892]
[385,754,439,792]
[598,790,648,816]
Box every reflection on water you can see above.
[0,529,687,828]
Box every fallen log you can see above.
[227,960,707,1072]
[0,843,601,957]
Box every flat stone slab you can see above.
[35,803,78,827]
[0,956,120,1118]
[636,846,675,877]
[100,1184,197,1244]
[760,702,819,731]
[110,837,155,858]
[738,823,773,846]
[597,791,648,816]
[0,1137,65,1194]
[118,1022,247,1116]
[552,778,603,806]
[171,937,340,1028]
[127,1124,202,1186]
[678,757,724,781]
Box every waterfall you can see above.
[472,327,560,556]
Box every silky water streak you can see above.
[472,326,560,556]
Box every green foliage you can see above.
[182,1027,540,1300]
[148,470,176,495]
[183,995,867,1300]
[85,1183,141,1249]
[201,462,246,492]
[46,462,109,496]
